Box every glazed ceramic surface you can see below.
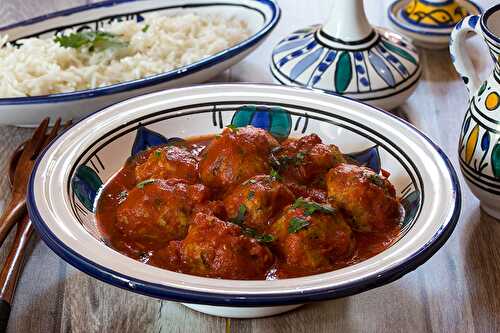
[450,4,500,219]
[27,84,460,318]
[270,0,421,110]
[389,0,482,49]
[0,0,280,126]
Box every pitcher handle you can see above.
[450,15,483,99]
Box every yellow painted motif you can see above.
[485,92,499,111]
[405,0,468,26]
[465,124,479,163]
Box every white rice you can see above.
[0,13,250,97]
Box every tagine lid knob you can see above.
[270,0,421,110]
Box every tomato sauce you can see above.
[95,130,402,280]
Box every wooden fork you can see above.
[0,118,61,246]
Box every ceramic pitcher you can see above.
[450,4,500,219]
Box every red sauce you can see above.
[96,129,401,280]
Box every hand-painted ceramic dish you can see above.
[270,0,421,110]
[0,0,280,126]
[388,0,482,49]
[28,84,461,318]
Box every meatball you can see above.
[135,145,198,183]
[270,199,355,277]
[115,179,210,249]
[199,126,279,191]
[326,164,401,232]
[223,175,295,232]
[150,213,274,279]
[272,134,346,185]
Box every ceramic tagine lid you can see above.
[270,0,421,110]
[388,0,482,49]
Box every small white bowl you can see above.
[28,83,461,318]
[0,0,280,126]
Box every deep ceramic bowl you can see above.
[0,0,280,126]
[28,84,461,318]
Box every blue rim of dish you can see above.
[27,83,462,306]
[388,0,482,37]
[0,0,281,105]
[481,3,500,44]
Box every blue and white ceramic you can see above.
[389,0,482,49]
[0,0,280,126]
[270,0,421,110]
[450,4,500,219]
[28,84,460,318]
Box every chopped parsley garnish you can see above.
[288,217,310,233]
[226,124,239,132]
[154,150,162,158]
[142,24,150,33]
[136,179,157,189]
[270,168,281,181]
[295,151,306,164]
[54,31,127,52]
[247,191,255,200]
[292,197,335,216]
[227,204,275,243]
[117,190,128,204]
[255,234,276,243]
[367,174,385,187]
[230,204,247,225]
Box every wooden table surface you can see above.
[0,0,499,332]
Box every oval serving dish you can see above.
[0,0,280,126]
[28,84,461,318]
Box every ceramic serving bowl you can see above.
[0,0,280,126]
[388,0,482,49]
[28,84,461,318]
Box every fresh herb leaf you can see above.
[230,204,247,225]
[255,234,276,243]
[270,168,281,181]
[295,151,306,164]
[226,124,239,132]
[54,31,127,51]
[292,197,335,216]
[142,24,150,33]
[154,150,162,158]
[288,217,310,233]
[247,191,255,200]
[136,179,157,189]
[367,174,384,187]
[117,190,128,204]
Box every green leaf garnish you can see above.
[292,197,335,216]
[226,124,239,132]
[247,191,255,200]
[142,24,150,33]
[230,204,247,225]
[54,31,127,52]
[136,179,157,189]
[270,168,281,181]
[255,234,276,243]
[295,151,306,164]
[367,174,384,187]
[117,190,128,204]
[288,217,310,233]
[154,150,162,158]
